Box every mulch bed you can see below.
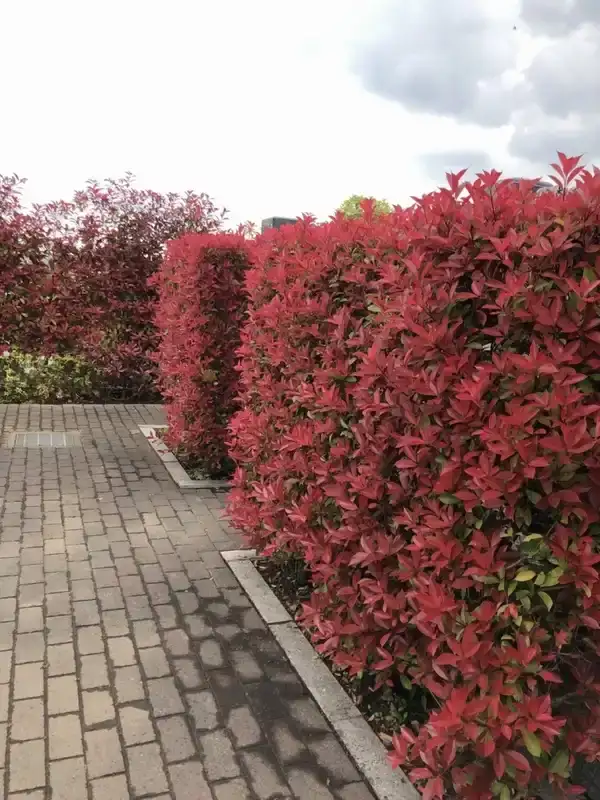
[154,426,234,481]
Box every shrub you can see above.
[0,349,99,403]
[152,232,251,478]
[0,173,225,400]
[229,155,600,799]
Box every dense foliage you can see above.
[229,155,600,799]
[152,232,251,477]
[0,173,224,400]
[338,194,392,218]
[0,349,98,403]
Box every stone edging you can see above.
[138,425,231,490]
[222,549,419,800]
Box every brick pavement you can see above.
[0,404,375,799]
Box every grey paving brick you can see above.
[287,768,335,800]
[77,625,104,655]
[91,774,130,800]
[169,761,213,800]
[147,677,185,717]
[0,650,11,683]
[337,784,376,800]
[11,698,44,741]
[132,619,160,649]
[15,632,44,664]
[164,628,190,657]
[140,646,170,678]
[49,713,83,759]
[83,690,115,726]
[50,755,87,800]
[174,658,204,689]
[102,609,129,637]
[46,614,73,644]
[0,622,14,651]
[13,662,43,700]
[48,642,76,676]
[241,749,290,798]
[81,653,109,689]
[127,742,168,796]
[200,729,240,780]
[108,636,135,667]
[271,720,305,762]
[157,715,195,762]
[188,690,218,731]
[17,606,43,633]
[46,591,71,616]
[115,665,145,704]
[74,599,100,626]
[309,735,361,784]
[48,675,79,714]
[85,727,125,778]
[227,705,262,748]
[9,739,45,792]
[119,705,154,745]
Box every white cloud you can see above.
[2,0,592,227]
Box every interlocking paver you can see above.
[0,405,377,800]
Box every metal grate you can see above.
[5,431,81,448]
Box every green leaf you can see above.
[499,785,510,800]
[526,489,542,504]
[439,493,461,505]
[548,750,570,776]
[367,304,382,314]
[515,570,536,582]
[584,266,596,282]
[522,730,542,758]
[524,533,543,542]
[538,591,553,611]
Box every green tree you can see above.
[338,194,392,219]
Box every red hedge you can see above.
[229,156,600,799]
[0,174,224,399]
[152,232,251,477]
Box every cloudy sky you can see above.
[1,0,597,227]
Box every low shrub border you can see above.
[138,425,231,490]
[222,548,419,800]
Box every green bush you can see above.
[337,194,392,218]
[0,349,99,403]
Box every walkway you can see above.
[0,404,374,799]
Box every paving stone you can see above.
[81,653,109,689]
[115,665,145,703]
[108,636,136,667]
[227,705,262,748]
[91,774,130,800]
[77,625,104,655]
[49,713,84,759]
[147,677,185,717]
[309,735,361,784]
[157,715,195,762]
[11,698,44,741]
[174,658,204,689]
[48,642,76,675]
[9,739,45,791]
[132,619,159,648]
[50,755,87,800]
[187,690,218,731]
[157,606,178,632]
[127,742,168,796]
[270,720,305,762]
[287,768,335,800]
[164,628,190,656]
[169,761,213,800]
[200,729,240,780]
[140,646,171,678]
[13,662,43,700]
[119,705,154,745]
[17,606,43,633]
[83,690,115,726]
[48,675,79,714]
[198,639,224,669]
[85,727,125,778]
[241,749,290,798]
[213,778,253,800]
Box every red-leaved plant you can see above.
[152,232,251,477]
[229,155,600,799]
[0,174,224,399]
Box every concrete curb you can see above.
[222,549,419,800]
[138,425,231,490]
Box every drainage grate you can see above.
[5,431,82,448]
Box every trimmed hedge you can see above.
[229,156,600,799]
[151,232,251,478]
[0,174,224,400]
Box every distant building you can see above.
[261,217,297,233]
